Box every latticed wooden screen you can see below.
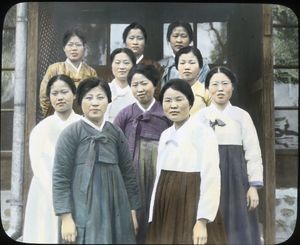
[37,4,63,119]
[37,4,62,87]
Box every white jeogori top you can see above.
[148,116,221,223]
[23,111,81,243]
[105,79,135,122]
[195,102,263,186]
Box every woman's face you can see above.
[162,88,190,128]
[50,80,74,114]
[125,28,145,57]
[178,51,200,85]
[63,35,85,63]
[111,52,134,82]
[81,86,109,125]
[169,26,190,54]
[131,73,155,107]
[208,72,233,107]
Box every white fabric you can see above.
[148,116,220,223]
[65,58,82,73]
[136,54,144,64]
[22,111,81,243]
[105,79,135,122]
[135,98,155,112]
[195,102,264,184]
[81,116,106,132]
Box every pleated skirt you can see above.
[146,170,227,244]
[136,139,159,244]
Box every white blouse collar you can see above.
[136,54,144,64]
[110,79,131,96]
[166,116,193,146]
[53,110,78,123]
[81,116,106,131]
[65,58,82,73]
[210,101,232,113]
[136,98,155,112]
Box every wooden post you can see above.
[261,4,276,244]
[23,2,39,223]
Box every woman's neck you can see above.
[56,109,72,121]
[187,78,198,87]
[213,101,229,111]
[89,117,104,128]
[140,98,154,110]
[70,60,81,68]
[174,116,189,130]
[115,78,128,89]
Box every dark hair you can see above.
[175,46,203,70]
[159,79,194,107]
[167,21,193,43]
[46,74,76,98]
[76,77,112,105]
[110,48,136,65]
[62,28,86,47]
[122,22,147,43]
[204,66,238,89]
[127,64,161,87]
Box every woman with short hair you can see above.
[52,77,141,244]
[159,21,210,88]
[147,79,226,244]
[105,48,136,122]
[39,28,97,117]
[114,64,172,243]
[196,66,263,245]
[23,74,81,243]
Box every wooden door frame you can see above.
[261,4,276,244]
[22,3,276,243]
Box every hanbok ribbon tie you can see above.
[80,134,108,193]
[129,112,151,157]
[165,139,178,147]
[209,119,226,130]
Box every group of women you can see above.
[22,21,264,245]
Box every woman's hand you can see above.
[61,213,77,243]
[247,186,259,211]
[131,210,139,235]
[193,219,207,245]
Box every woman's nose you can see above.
[170,100,178,108]
[217,83,224,90]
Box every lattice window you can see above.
[37,5,62,85]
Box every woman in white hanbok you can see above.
[146,79,227,244]
[196,66,263,245]
[22,74,81,243]
[105,48,136,122]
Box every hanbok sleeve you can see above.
[113,109,126,132]
[241,111,264,187]
[52,124,78,215]
[28,126,52,196]
[91,67,97,77]
[148,131,165,222]
[197,126,221,222]
[116,128,141,210]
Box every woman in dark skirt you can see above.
[52,77,141,244]
[196,66,263,245]
[146,79,227,245]
[114,64,172,244]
